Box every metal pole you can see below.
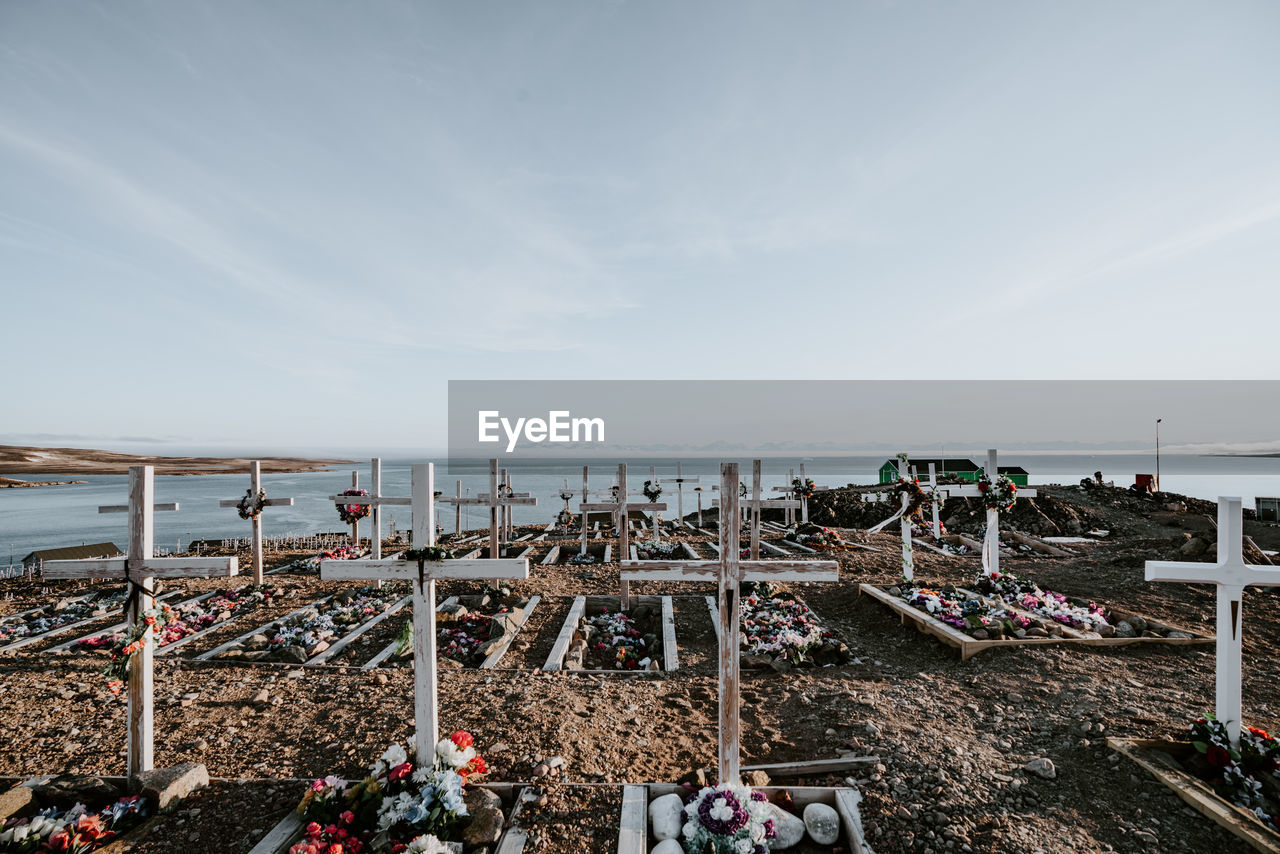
[1155,418,1162,492]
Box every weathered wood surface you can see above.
[1107,737,1280,853]
[741,756,879,777]
[621,561,838,583]
[542,596,586,671]
[306,595,412,665]
[617,785,646,854]
[481,595,541,669]
[660,595,678,672]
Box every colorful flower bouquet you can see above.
[267,587,399,661]
[580,607,656,671]
[1187,715,1279,831]
[0,591,128,645]
[236,488,267,520]
[292,732,488,854]
[791,477,817,500]
[437,611,499,666]
[971,572,1110,632]
[567,552,596,566]
[739,585,848,666]
[643,480,663,502]
[899,586,1041,639]
[976,474,1018,512]
[636,541,679,560]
[299,546,363,572]
[0,794,148,852]
[784,524,844,550]
[680,785,777,854]
[337,490,372,525]
[75,585,278,660]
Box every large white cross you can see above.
[443,459,537,559]
[871,454,926,582]
[218,460,294,584]
[659,462,700,530]
[44,466,238,776]
[713,460,800,560]
[321,463,529,759]
[621,462,838,784]
[937,449,1036,576]
[580,463,666,608]
[1145,496,1280,745]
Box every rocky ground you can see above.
[0,484,1277,852]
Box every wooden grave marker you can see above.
[321,463,530,757]
[1145,496,1280,744]
[43,465,238,776]
[931,449,1036,576]
[219,460,294,584]
[580,463,665,609]
[713,460,800,560]
[445,459,537,561]
[659,462,700,530]
[621,462,838,784]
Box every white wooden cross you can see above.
[659,462,700,530]
[43,465,238,776]
[321,463,529,759]
[620,462,838,784]
[1145,496,1280,745]
[580,463,665,608]
[936,449,1036,576]
[219,460,293,584]
[445,459,537,559]
[771,466,828,525]
[328,459,412,562]
[646,465,665,544]
[713,460,800,560]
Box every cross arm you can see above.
[42,556,239,580]
[619,560,839,583]
[99,504,179,514]
[320,557,530,583]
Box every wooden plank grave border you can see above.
[541,595,676,674]
[1107,737,1280,853]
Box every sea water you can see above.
[3,453,1279,560]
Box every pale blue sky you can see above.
[3,1,1279,451]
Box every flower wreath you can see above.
[499,483,514,498]
[643,480,663,502]
[337,489,371,524]
[739,483,748,498]
[894,477,929,518]
[977,474,1018,512]
[102,602,174,695]
[236,488,267,520]
[792,477,816,499]
[681,784,778,853]
[1188,714,1280,830]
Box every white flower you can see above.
[736,840,755,854]
[405,833,457,853]
[380,743,409,769]
[435,738,477,770]
[709,797,734,823]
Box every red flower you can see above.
[389,762,413,782]
[306,822,322,836]
[451,730,474,749]
[1206,744,1232,769]
[339,810,355,825]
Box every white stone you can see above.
[648,793,685,841]
[803,802,840,845]
[765,803,806,850]
[650,840,683,854]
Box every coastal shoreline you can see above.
[0,445,354,477]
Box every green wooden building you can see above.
[878,458,1029,487]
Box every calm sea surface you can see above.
[4,454,1279,561]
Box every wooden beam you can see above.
[480,595,541,669]
[617,785,647,854]
[660,596,678,672]
[542,596,586,671]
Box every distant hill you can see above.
[0,445,353,476]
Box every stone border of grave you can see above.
[616,784,872,854]
[858,584,1212,661]
[1106,737,1280,853]
[542,594,678,673]
[247,782,527,854]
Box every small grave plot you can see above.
[198,585,407,664]
[63,584,280,658]
[544,595,675,672]
[556,542,612,567]
[0,776,154,853]
[503,784,623,853]
[464,541,537,560]
[0,589,130,653]
[626,784,871,854]
[1109,726,1280,852]
[969,571,1210,643]
[737,582,852,670]
[781,523,859,553]
[633,540,691,561]
[271,545,366,574]
[356,588,541,670]
[249,736,518,854]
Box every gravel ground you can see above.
[1,489,1277,852]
